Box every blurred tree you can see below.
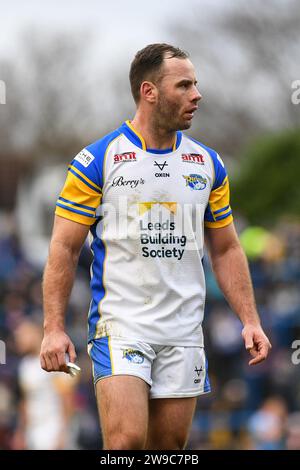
[171,0,300,158]
[14,30,103,163]
[231,129,300,225]
[0,30,131,208]
[0,30,131,166]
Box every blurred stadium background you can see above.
[0,0,300,450]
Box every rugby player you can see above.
[40,43,271,450]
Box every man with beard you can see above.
[40,44,271,450]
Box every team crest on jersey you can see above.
[183,174,207,190]
[114,152,137,164]
[182,153,205,165]
[122,349,144,364]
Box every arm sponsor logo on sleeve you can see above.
[74,149,95,167]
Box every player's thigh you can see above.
[146,345,210,449]
[146,396,197,449]
[89,336,155,449]
[96,375,150,449]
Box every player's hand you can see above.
[242,323,272,366]
[40,329,77,374]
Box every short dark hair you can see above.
[129,43,189,103]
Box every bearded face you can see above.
[151,57,201,133]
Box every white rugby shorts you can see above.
[88,336,211,399]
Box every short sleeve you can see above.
[204,153,233,228]
[55,148,102,226]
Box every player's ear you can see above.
[140,81,157,104]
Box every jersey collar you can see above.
[121,120,182,154]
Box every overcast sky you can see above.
[0,0,224,60]
[1,0,297,158]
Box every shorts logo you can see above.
[194,365,203,384]
[122,349,144,364]
[183,174,207,190]
[74,149,95,167]
[114,152,137,164]
[182,154,205,165]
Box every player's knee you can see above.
[105,430,146,450]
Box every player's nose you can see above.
[193,87,202,103]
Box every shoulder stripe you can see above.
[68,166,101,193]
[215,210,232,221]
[213,204,230,215]
[58,196,96,212]
[56,202,96,218]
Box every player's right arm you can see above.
[41,143,105,372]
[40,215,89,373]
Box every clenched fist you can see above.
[40,329,77,374]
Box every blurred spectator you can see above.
[1,216,300,449]
[11,319,77,449]
[286,412,300,450]
[247,397,287,449]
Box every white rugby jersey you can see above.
[56,121,233,346]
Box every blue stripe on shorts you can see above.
[204,356,211,393]
[89,337,112,382]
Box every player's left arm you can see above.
[205,221,272,365]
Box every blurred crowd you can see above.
[0,214,300,450]
[0,215,100,450]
